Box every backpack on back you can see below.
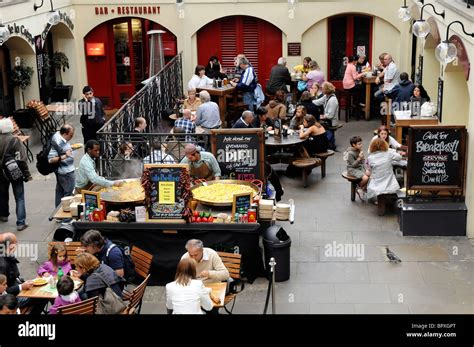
[36,135,63,176]
[105,241,136,283]
[1,138,24,183]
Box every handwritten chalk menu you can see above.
[82,191,100,210]
[407,126,467,191]
[144,164,189,220]
[232,192,253,220]
[211,129,265,181]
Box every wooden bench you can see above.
[376,193,398,216]
[315,150,335,178]
[342,171,362,201]
[48,241,82,266]
[292,157,321,188]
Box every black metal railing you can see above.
[97,53,185,177]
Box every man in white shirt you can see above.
[374,54,400,101]
[181,239,229,284]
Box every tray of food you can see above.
[71,143,83,150]
[95,178,145,203]
[190,180,261,206]
[32,278,48,286]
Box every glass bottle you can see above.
[57,266,64,282]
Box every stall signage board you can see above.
[407,126,467,191]
[211,129,265,181]
[232,192,253,220]
[82,191,100,209]
[144,164,189,220]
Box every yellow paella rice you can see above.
[100,180,145,201]
[192,183,255,203]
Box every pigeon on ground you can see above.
[386,247,402,263]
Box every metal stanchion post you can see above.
[270,257,276,314]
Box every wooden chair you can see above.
[122,274,150,315]
[217,251,244,314]
[292,158,321,188]
[123,246,153,300]
[315,149,335,178]
[27,100,60,146]
[342,172,362,201]
[48,241,82,267]
[57,296,98,315]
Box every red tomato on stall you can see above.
[196,217,202,223]
[202,217,208,223]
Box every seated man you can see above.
[174,109,196,142]
[180,144,221,181]
[195,91,221,131]
[78,229,125,278]
[232,110,254,129]
[181,239,229,284]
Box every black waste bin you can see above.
[263,225,291,282]
[53,223,76,241]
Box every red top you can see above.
[343,63,364,90]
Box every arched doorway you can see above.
[84,18,177,109]
[0,44,15,116]
[327,14,373,89]
[196,15,283,91]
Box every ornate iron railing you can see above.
[97,53,188,177]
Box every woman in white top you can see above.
[368,125,403,153]
[188,65,213,90]
[166,258,213,314]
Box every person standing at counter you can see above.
[180,144,221,181]
[79,86,105,144]
[181,239,229,284]
[75,140,123,193]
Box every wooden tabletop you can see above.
[265,134,306,147]
[18,277,83,299]
[196,85,236,97]
[362,75,377,84]
[52,205,73,220]
[204,282,226,308]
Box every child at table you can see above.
[343,136,370,200]
[49,276,81,315]
[38,244,72,278]
[0,274,7,296]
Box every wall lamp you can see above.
[435,20,474,65]
[398,0,411,22]
[176,0,184,19]
[33,0,60,26]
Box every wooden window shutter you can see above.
[242,17,259,78]
[220,18,237,71]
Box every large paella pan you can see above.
[190,180,262,207]
[93,178,145,203]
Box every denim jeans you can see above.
[243,91,256,112]
[0,177,26,226]
[55,171,76,207]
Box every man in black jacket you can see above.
[266,57,291,94]
[232,111,254,129]
[78,86,105,144]
[0,118,31,231]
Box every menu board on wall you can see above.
[144,164,189,220]
[211,129,265,181]
[407,126,467,191]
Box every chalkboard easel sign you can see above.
[82,190,100,210]
[211,128,265,181]
[143,164,190,222]
[231,192,253,221]
[407,126,467,192]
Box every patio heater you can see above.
[146,29,166,82]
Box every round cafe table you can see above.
[265,133,309,163]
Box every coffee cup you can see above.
[61,196,74,212]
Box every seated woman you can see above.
[165,258,214,314]
[188,65,213,90]
[265,89,287,121]
[368,125,403,154]
[183,88,202,112]
[289,105,306,130]
[366,138,403,201]
[343,55,365,113]
[313,82,339,148]
[410,84,430,116]
[299,115,329,156]
[205,56,227,80]
[75,252,125,301]
[298,91,321,121]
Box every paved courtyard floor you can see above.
[2,114,472,314]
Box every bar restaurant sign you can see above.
[95,6,160,15]
[407,126,467,192]
[142,164,190,221]
[211,129,265,181]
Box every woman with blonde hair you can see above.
[165,258,214,314]
[289,105,307,130]
[313,82,339,149]
[183,88,202,112]
[75,252,124,300]
[366,138,403,201]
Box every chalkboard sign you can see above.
[407,126,467,191]
[82,191,100,210]
[231,192,253,220]
[143,164,190,220]
[211,129,265,181]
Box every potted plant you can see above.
[50,51,73,102]
[10,59,35,128]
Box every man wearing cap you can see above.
[78,86,105,144]
[180,144,221,180]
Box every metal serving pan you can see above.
[190,179,262,207]
[93,178,145,204]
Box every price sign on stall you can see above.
[232,192,253,221]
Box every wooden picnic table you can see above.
[204,282,227,308]
[394,111,439,144]
[196,85,237,126]
[362,75,377,121]
[17,277,83,299]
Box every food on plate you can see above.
[99,180,145,202]
[32,278,48,286]
[192,183,256,204]
[71,143,83,150]
[210,294,221,305]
